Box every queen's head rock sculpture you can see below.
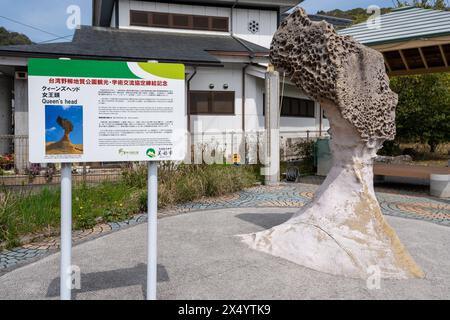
[56,116,74,142]
[240,8,424,279]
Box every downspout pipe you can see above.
[115,0,120,28]
[242,64,250,164]
[230,0,238,36]
[186,67,197,163]
[242,64,249,133]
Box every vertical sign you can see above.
[28,58,186,300]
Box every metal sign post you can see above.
[60,163,72,300]
[147,161,158,300]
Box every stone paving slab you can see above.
[0,207,449,300]
[1,182,448,272]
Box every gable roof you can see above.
[0,26,269,65]
[339,6,450,46]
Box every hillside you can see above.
[316,8,392,25]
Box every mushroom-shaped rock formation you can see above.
[240,8,424,279]
[57,116,74,142]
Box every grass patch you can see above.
[0,164,260,249]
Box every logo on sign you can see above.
[146,148,156,158]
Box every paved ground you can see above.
[1,180,449,270]
[0,206,449,300]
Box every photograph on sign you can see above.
[28,58,186,163]
[45,105,83,155]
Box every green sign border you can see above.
[28,58,185,80]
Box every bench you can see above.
[373,163,450,197]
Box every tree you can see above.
[317,0,448,26]
[390,73,450,152]
[0,27,32,46]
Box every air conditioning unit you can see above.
[15,71,28,80]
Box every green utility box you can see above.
[314,138,332,176]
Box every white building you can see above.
[0,0,343,170]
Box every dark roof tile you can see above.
[0,26,269,64]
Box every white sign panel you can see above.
[28,58,186,163]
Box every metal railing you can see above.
[189,129,329,162]
[0,135,123,188]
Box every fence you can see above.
[0,134,123,188]
[0,130,329,188]
[190,129,329,163]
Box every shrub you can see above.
[121,164,147,188]
[378,140,402,156]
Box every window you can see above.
[263,95,315,118]
[130,10,229,32]
[152,12,170,27]
[190,91,235,115]
[282,97,315,117]
[211,17,229,31]
[190,91,209,114]
[172,14,189,28]
[193,16,209,30]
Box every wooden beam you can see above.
[374,163,450,179]
[385,61,392,73]
[383,53,392,73]
[439,45,448,67]
[418,47,429,69]
[371,35,450,52]
[398,49,410,70]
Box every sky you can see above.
[0,0,401,43]
[45,105,83,145]
[0,0,92,43]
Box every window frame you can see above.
[189,90,235,116]
[129,10,149,27]
[151,12,170,28]
[210,16,229,32]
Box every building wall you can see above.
[189,65,329,134]
[117,0,278,48]
[187,65,329,162]
[243,75,264,132]
[189,64,243,134]
[118,0,231,34]
[232,8,278,49]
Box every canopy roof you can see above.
[339,6,450,76]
